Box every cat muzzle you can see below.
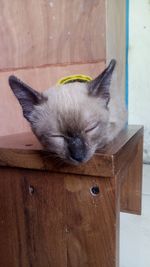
[68,136,87,162]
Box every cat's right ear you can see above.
[8,75,46,122]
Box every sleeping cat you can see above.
[8,60,127,165]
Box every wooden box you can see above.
[0,126,143,267]
[0,2,143,267]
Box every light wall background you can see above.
[128,0,150,163]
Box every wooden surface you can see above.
[0,61,104,136]
[0,125,143,178]
[106,0,126,99]
[0,168,119,267]
[0,2,139,266]
[120,134,143,214]
[0,126,143,267]
[0,0,105,70]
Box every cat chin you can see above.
[66,152,95,166]
[66,159,89,166]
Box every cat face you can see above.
[9,60,116,165]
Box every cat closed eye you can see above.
[85,123,100,133]
[50,134,65,139]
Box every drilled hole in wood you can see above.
[29,185,34,195]
[90,186,100,196]
[25,144,33,147]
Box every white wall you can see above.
[129,0,150,163]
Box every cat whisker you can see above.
[41,150,67,166]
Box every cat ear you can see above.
[8,75,46,122]
[88,59,116,105]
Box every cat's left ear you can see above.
[88,59,116,105]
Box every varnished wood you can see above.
[66,175,120,267]
[0,0,105,70]
[0,61,104,136]
[0,126,143,267]
[0,125,143,178]
[0,168,119,267]
[0,168,66,267]
[120,134,143,215]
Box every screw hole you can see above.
[90,186,100,196]
[29,185,34,195]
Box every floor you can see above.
[120,164,150,267]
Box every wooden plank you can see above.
[0,61,105,136]
[0,168,66,267]
[0,125,143,178]
[65,174,119,267]
[120,134,143,214]
[0,167,119,267]
[0,146,114,178]
[0,0,105,70]
[113,127,143,174]
[106,0,126,99]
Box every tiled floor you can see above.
[120,164,150,267]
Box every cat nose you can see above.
[68,136,86,162]
[70,153,85,162]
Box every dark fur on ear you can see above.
[88,59,116,105]
[8,75,46,121]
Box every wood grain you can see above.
[0,0,105,70]
[0,125,143,178]
[65,175,120,267]
[0,168,119,267]
[120,134,143,214]
[0,2,142,266]
[0,61,104,136]
[106,0,126,99]
[0,126,143,266]
[0,168,66,267]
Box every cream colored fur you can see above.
[9,60,127,165]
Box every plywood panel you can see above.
[0,168,119,267]
[106,0,126,99]
[120,134,143,215]
[0,61,105,136]
[0,0,105,70]
[0,169,67,267]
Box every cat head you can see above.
[9,60,116,165]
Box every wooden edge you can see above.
[113,126,144,174]
[120,209,141,216]
[0,148,114,178]
[0,126,144,178]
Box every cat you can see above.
[8,59,127,165]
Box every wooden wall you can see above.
[0,0,126,137]
[106,0,126,100]
[0,0,105,69]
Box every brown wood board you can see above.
[0,0,105,70]
[106,0,126,99]
[0,168,119,267]
[0,125,143,178]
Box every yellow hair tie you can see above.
[57,74,92,85]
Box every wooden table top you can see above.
[0,125,143,177]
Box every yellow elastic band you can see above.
[57,74,92,85]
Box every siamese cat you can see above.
[8,60,127,165]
